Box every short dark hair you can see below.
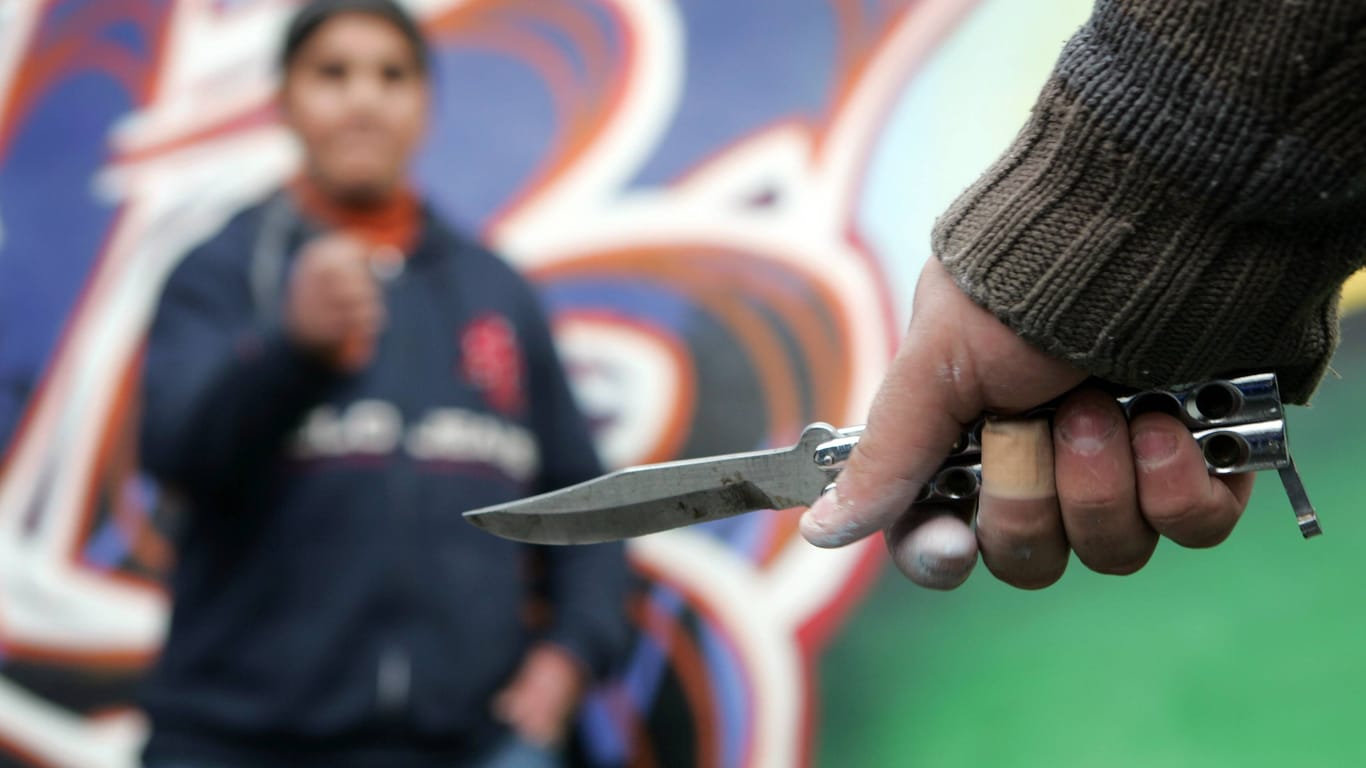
[281,0,429,73]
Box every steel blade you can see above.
[464,424,842,544]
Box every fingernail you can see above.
[1132,428,1178,467]
[1057,405,1118,456]
[901,516,975,589]
[914,531,973,578]
[801,489,864,548]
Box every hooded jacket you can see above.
[139,194,629,767]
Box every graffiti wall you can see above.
[2,0,1364,767]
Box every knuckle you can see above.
[1142,500,1198,532]
[1064,489,1129,515]
[978,506,1059,542]
[1173,521,1234,549]
[1145,499,1234,549]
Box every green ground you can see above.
[819,312,1366,768]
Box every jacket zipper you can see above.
[376,256,416,719]
[377,644,412,716]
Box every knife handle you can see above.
[812,373,1320,538]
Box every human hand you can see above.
[492,644,587,748]
[799,259,1254,589]
[285,233,385,371]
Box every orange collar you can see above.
[289,176,421,254]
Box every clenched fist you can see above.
[800,259,1254,590]
[286,234,385,371]
[492,644,587,748]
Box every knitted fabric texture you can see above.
[934,0,1366,403]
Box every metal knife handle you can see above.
[812,373,1320,538]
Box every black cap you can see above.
[281,0,429,72]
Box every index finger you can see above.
[303,233,372,274]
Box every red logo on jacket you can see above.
[459,314,525,416]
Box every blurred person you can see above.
[137,1,630,766]
[803,0,1366,590]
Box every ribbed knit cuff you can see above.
[933,0,1366,404]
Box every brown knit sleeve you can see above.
[933,0,1366,404]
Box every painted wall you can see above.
[1,1,1362,766]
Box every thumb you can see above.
[800,259,1085,549]
[491,684,516,721]
[800,314,976,548]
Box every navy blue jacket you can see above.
[138,196,629,766]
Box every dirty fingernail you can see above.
[896,515,976,589]
[801,489,864,548]
[1132,428,1179,467]
[1057,405,1118,455]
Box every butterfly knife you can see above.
[464,373,1320,545]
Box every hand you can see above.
[799,259,1254,589]
[492,644,587,748]
[285,234,384,371]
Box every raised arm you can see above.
[802,0,1366,589]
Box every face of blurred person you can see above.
[281,12,428,206]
